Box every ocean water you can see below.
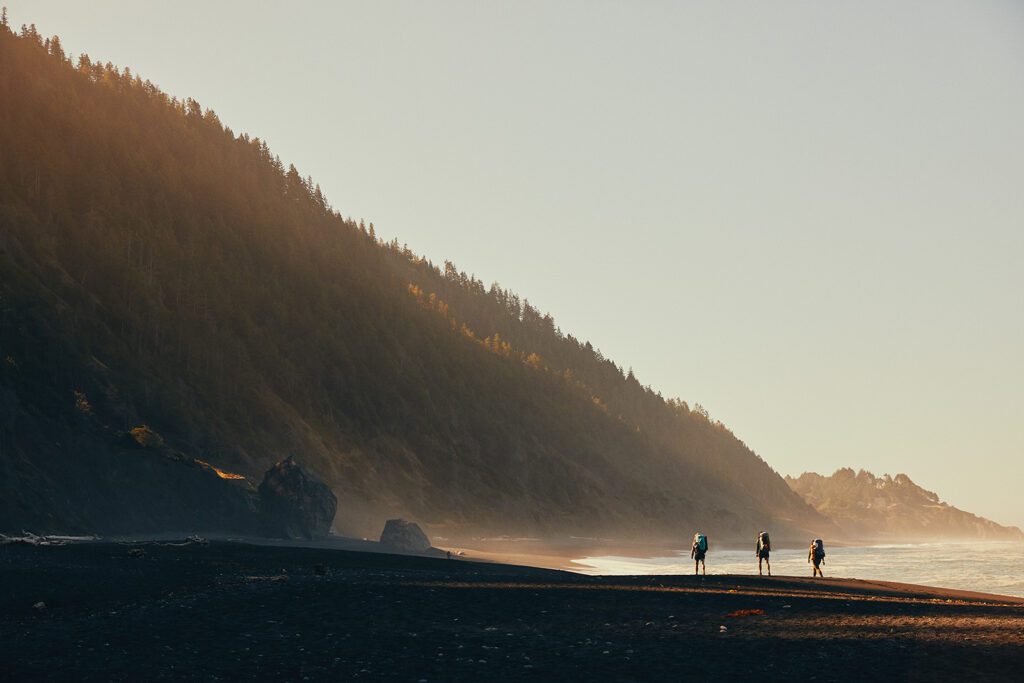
[573,541,1024,598]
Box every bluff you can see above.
[786,469,1023,541]
[0,24,828,542]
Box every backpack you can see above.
[813,539,825,559]
[695,534,707,553]
[758,531,770,552]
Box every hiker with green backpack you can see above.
[808,538,825,577]
[690,533,708,575]
[756,531,771,576]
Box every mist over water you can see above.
[573,542,1024,598]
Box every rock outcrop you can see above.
[258,457,337,539]
[786,469,1024,541]
[379,518,431,553]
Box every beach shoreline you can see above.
[3,539,1022,681]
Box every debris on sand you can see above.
[242,574,289,583]
[726,609,765,618]
[1,533,101,546]
[120,536,209,549]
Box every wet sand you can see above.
[3,540,1022,681]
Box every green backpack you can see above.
[695,534,707,553]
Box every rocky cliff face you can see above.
[0,417,262,537]
[786,469,1023,541]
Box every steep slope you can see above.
[0,24,828,542]
[786,469,1023,541]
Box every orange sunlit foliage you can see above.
[195,459,247,480]
[483,333,512,358]
[74,391,93,415]
[408,284,457,330]
[405,282,609,410]
[129,425,163,448]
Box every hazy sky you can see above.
[7,2,1023,527]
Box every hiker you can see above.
[755,531,771,576]
[690,533,708,575]
[808,539,825,577]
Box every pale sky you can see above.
[7,2,1023,527]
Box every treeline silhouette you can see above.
[0,22,822,539]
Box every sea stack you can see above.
[379,519,432,553]
[258,456,337,539]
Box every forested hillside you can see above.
[0,23,828,541]
[787,469,1023,541]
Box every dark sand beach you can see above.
[3,540,1022,681]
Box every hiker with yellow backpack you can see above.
[809,538,826,577]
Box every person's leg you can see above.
[758,557,763,575]
[701,559,706,576]
[694,559,699,575]
[766,558,771,576]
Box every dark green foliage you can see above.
[0,25,824,540]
